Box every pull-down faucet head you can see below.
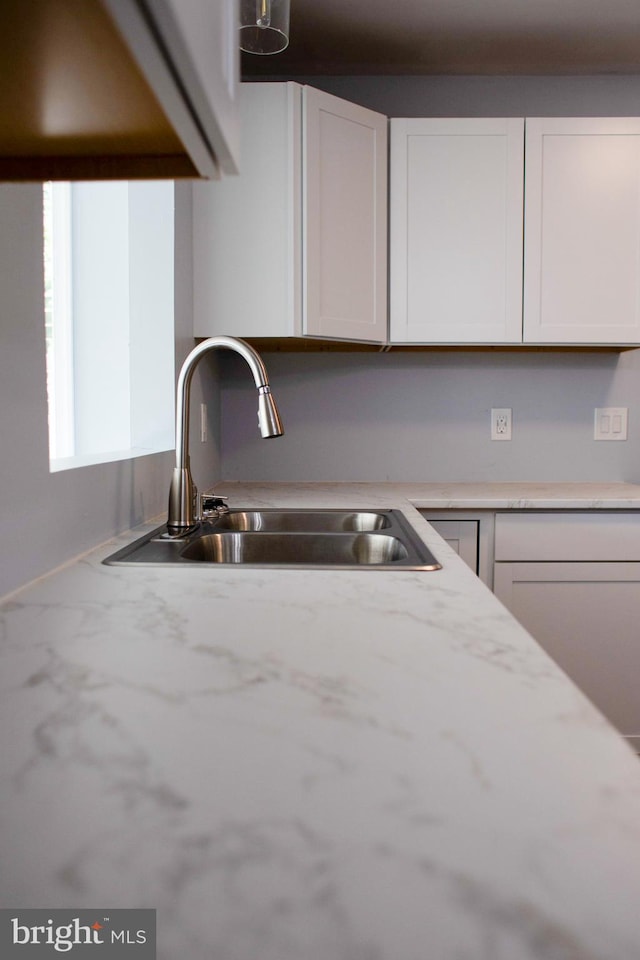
[168,336,283,532]
[257,385,284,438]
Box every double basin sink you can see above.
[104,508,441,571]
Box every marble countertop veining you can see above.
[3,482,640,960]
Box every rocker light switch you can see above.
[594,407,628,441]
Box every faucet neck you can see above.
[174,336,269,472]
[168,336,282,531]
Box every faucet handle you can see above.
[200,494,229,520]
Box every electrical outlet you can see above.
[491,408,512,441]
[200,403,208,442]
[594,407,627,441]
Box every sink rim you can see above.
[102,507,442,571]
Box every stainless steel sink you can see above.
[103,509,441,571]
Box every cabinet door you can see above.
[524,118,640,344]
[426,520,478,573]
[193,83,386,343]
[494,561,640,746]
[303,87,388,343]
[390,118,524,344]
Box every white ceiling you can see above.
[241,0,640,77]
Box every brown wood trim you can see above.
[241,337,634,354]
[0,154,199,181]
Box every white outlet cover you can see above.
[491,408,512,441]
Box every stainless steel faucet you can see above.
[168,336,284,532]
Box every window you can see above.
[43,181,175,471]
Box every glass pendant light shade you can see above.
[240,0,290,55]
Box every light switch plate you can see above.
[594,407,628,441]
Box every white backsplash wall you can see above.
[219,349,640,483]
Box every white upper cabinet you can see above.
[390,118,524,344]
[390,115,640,347]
[523,118,640,344]
[193,82,388,343]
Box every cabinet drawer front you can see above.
[494,512,640,561]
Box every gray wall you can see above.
[219,74,640,484]
[0,182,219,598]
[220,349,640,482]
[273,74,640,118]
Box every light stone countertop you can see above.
[3,482,640,960]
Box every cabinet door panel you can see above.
[303,87,387,343]
[494,561,640,742]
[390,118,524,343]
[427,520,478,573]
[524,118,640,344]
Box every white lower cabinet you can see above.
[428,519,479,572]
[493,513,640,749]
[420,511,494,587]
